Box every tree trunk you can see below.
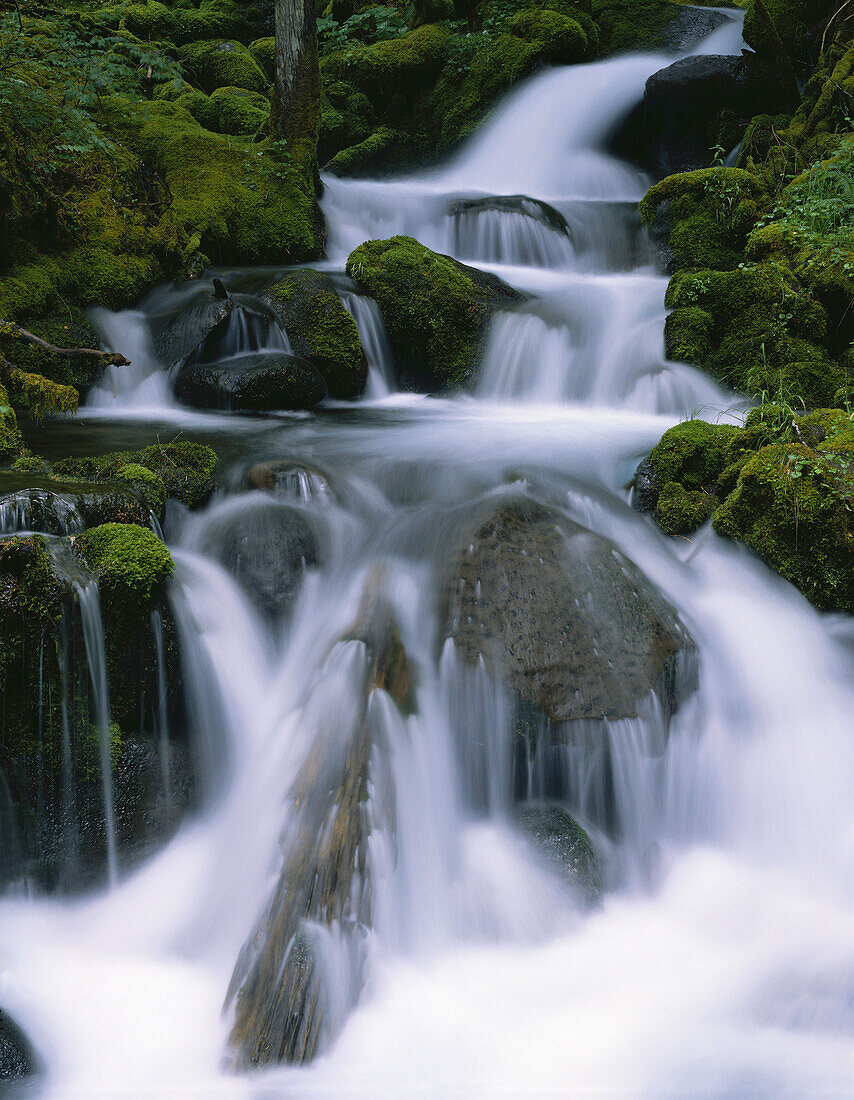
[272,0,320,170]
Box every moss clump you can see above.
[325,126,410,175]
[591,0,678,54]
[640,168,765,273]
[346,235,522,389]
[5,369,78,422]
[0,382,22,459]
[75,523,174,610]
[649,419,740,494]
[178,40,269,95]
[210,86,269,134]
[713,442,854,612]
[742,0,827,62]
[248,37,276,77]
[53,441,218,510]
[654,481,716,536]
[318,81,376,165]
[114,463,168,516]
[122,0,248,45]
[664,306,715,365]
[261,271,367,399]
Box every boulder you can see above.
[661,6,729,53]
[246,460,334,504]
[195,497,320,617]
[612,54,788,176]
[441,497,694,723]
[447,194,570,236]
[516,803,601,903]
[182,295,283,366]
[148,282,234,368]
[174,353,325,411]
[260,270,367,399]
[346,236,524,390]
[227,576,411,1068]
[0,1010,38,1084]
[0,479,153,535]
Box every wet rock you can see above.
[246,460,334,503]
[516,802,601,903]
[197,497,320,617]
[148,284,235,367]
[447,194,571,236]
[0,1010,38,1083]
[441,497,694,723]
[260,270,368,399]
[632,457,658,514]
[0,479,152,535]
[227,575,410,1068]
[182,295,283,367]
[661,6,728,53]
[174,353,325,411]
[612,54,787,176]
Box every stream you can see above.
[3,9,854,1097]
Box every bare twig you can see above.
[0,319,129,366]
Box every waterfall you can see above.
[3,9,853,1097]
[72,579,118,886]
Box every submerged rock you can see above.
[516,803,601,904]
[227,577,411,1069]
[447,194,571,236]
[196,497,320,617]
[441,497,694,723]
[0,1010,38,1084]
[346,235,523,390]
[246,460,334,503]
[260,270,368,399]
[175,352,325,411]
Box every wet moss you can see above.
[654,481,716,536]
[0,383,22,459]
[261,271,367,399]
[325,126,410,175]
[664,306,714,364]
[74,524,173,610]
[52,441,218,510]
[649,419,740,495]
[114,463,167,516]
[713,441,854,612]
[346,235,522,389]
[178,39,269,95]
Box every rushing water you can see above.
[3,10,854,1098]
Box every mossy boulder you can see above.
[324,126,412,176]
[178,40,269,95]
[743,0,827,62]
[713,441,854,612]
[648,419,740,495]
[260,271,367,399]
[249,36,276,77]
[52,441,218,510]
[123,0,248,45]
[654,481,716,536]
[346,236,523,389]
[74,524,174,612]
[318,81,377,166]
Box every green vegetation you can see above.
[75,523,174,609]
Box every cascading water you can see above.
[3,9,854,1097]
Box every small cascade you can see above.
[72,580,118,885]
[183,298,292,367]
[447,200,575,268]
[150,609,171,803]
[88,308,174,409]
[0,490,84,536]
[339,291,396,398]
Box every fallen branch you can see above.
[0,319,130,366]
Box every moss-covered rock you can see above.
[52,441,218,510]
[318,81,376,165]
[249,36,276,77]
[260,271,367,398]
[654,480,716,535]
[648,419,740,496]
[178,39,269,95]
[74,523,173,610]
[324,126,412,175]
[713,441,854,612]
[346,235,522,389]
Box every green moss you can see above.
[116,99,319,264]
[115,463,167,515]
[262,271,367,398]
[318,80,376,164]
[75,523,173,609]
[123,0,247,45]
[6,369,78,422]
[10,454,47,473]
[664,306,714,364]
[649,419,740,493]
[742,0,826,59]
[325,125,410,174]
[713,441,854,612]
[346,235,521,389]
[249,37,276,77]
[0,308,103,396]
[210,86,269,134]
[53,440,218,510]
[178,39,269,94]
[0,382,22,459]
[591,0,678,54]
[655,481,716,536]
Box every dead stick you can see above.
[0,319,130,366]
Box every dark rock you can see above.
[632,457,658,513]
[447,194,571,236]
[148,285,235,367]
[611,53,788,176]
[182,296,283,367]
[174,353,325,411]
[516,803,601,903]
[246,460,333,503]
[196,497,320,617]
[441,497,694,723]
[662,6,729,53]
[0,1010,38,1083]
[0,479,152,536]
